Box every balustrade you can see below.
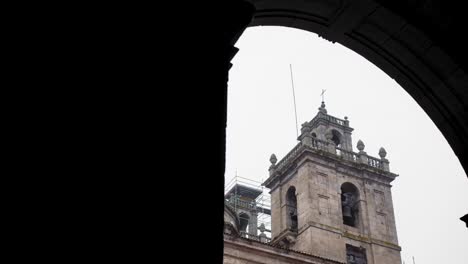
[367,156,381,169]
[272,139,386,173]
[311,113,347,126]
[310,137,328,150]
[336,147,358,162]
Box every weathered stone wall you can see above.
[268,148,401,263]
[294,226,345,261]
[271,187,282,238]
[224,234,344,264]
[364,180,399,245]
[371,243,402,264]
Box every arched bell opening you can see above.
[341,182,360,227]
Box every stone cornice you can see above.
[264,144,398,191]
[342,231,402,251]
[302,221,343,235]
[270,228,298,246]
[294,221,401,251]
[224,232,345,264]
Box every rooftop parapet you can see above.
[265,138,395,188]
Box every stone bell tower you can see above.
[263,102,401,264]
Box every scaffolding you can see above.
[225,175,271,239]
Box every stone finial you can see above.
[270,154,277,165]
[357,140,365,151]
[301,122,311,133]
[318,101,327,114]
[379,147,387,159]
[344,116,349,126]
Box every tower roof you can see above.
[265,101,397,189]
[307,101,352,132]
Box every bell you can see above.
[343,206,353,218]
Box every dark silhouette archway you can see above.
[246,0,467,178]
[205,1,468,262]
[36,2,466,263]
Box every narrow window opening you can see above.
[331,129,342,147]
[286,186,298,231]
[239,213,250,233]
[341,182,359,227]
[346,244,367,264]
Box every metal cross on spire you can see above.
[320,89,327,102]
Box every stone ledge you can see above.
[224,232,345,264]
[342,231,401,251]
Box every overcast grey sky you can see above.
[226,26,468,264]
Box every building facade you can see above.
[224,102,401,264]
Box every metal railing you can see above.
[226,196,256,210]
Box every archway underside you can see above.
[245,0,468,177]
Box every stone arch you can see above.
[224,203,240,231]
[238,212,250,232]
[340,182,361,227]
[286,186,298,230]
[330,129,343,147]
